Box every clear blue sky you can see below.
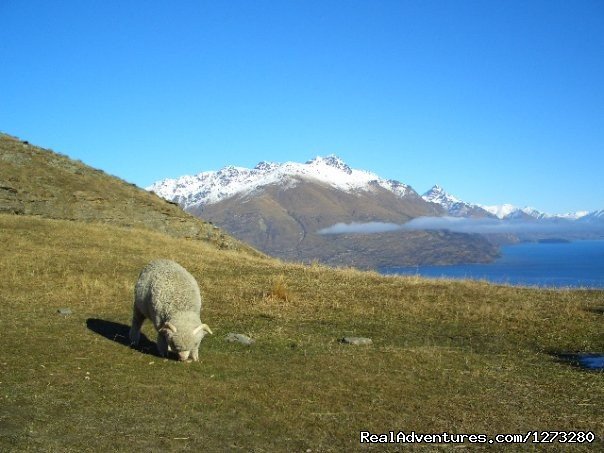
[1,0,603,213]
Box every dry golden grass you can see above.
[0,214,602,451]
[265,274,291,303]
[0,132,257,254]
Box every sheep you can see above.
[129,259,213,361]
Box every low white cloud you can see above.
[402,216,604,235]
[317,217,604,236]
[317,221,403,235]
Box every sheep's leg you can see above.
[156,333,169,357]
[129,304,145,346]
[190,347,199,362]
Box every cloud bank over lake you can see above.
[403,217,604,235]
[318,217,604,236]
[317,222,403,235]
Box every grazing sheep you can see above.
[129,259,213,361]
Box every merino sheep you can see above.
[129,259,213,361]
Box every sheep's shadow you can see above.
[86,318,160,357]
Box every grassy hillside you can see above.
[1,213,602,451]
[0,133,257,254]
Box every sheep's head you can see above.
[159,321,213,361]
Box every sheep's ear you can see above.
[192,325,203,335]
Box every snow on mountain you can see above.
[481,204,522,219]
[578,210,604,221]
[148,157,600,221]
[479,204,551,220]
[422,185,550,220]
[422,185,495,218]
[425,186,595,221]
[505,206,553,220]
[482,204,591,221]
[423,185,477,216]
[148,155,413,209]
[422,185,461,209]
[556,211,590,220]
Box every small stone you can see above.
[57,308,72,316]
[225,333,255,346]
[340,337,372,345]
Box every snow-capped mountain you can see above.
[578,209,604,222]
[480,204,551,220]
[151,158,599,223]
[557,211,591,220]
[147,156,601,266]
[422,185,594,221]
[481,204,528,219]
[148,155,415,209]
[147,155,491,267]
[422,185,494,218]
[480,205,591,221]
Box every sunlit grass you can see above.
[0,214,602,451]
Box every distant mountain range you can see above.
[149,156,500,267]
[421,184,599,221]
[150,156,417,209]
[149,156,603,267]
[151,156,602,222]
[147,155,604,268]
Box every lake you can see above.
[381,240,604,289]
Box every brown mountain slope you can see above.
[0,133,258,254]
[190,178,499,267]
[191,180,441,248]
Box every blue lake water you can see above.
[381,240,604,289]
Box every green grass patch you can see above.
[0,214,602,451]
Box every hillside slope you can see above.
[0,133,257,253]
[1,214,602,451]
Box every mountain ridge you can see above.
[149,155,416,209]
[422,185,595,221]
[149,156,501,267]
[150,157,600,220]
[422,185,495,218]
